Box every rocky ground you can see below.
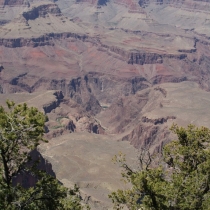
[0,0,210,209]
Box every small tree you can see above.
[109,124,210,210]
[0,101,85,210]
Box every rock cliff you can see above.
[12,149,56,188]
[0,0,210,208]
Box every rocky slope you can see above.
[12,149,56,188]
[96,81,210,150]
[0,0,210,208]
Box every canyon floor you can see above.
[0,0,210,209]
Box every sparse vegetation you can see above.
[109,124,210,210]
[56,116,69,122]
[51,125,65,129]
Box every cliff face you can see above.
[0,32,89,47]
[43,91,64,113]
[0,0,209,169]
[22,3,61,20]
[139,0,210,9]
[12,150,56,188]
[49,77,102,115]
[0,0,209,92]
[0,0,209,105]
[1,0,210,208]
[76,0,109,5]
[0,0,27,6]
[96,82,210,152]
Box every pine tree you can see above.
[109,124,210,210]
[0,101,86,210]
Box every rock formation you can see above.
[0,0,210,208]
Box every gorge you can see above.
[0,0,210,208]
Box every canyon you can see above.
[0,0,210,209]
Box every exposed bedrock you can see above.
[45,119,76,139]
[0,65,4,72]
[151,75,187,85]
[98,81,210,152]
[83,73,150,101]
[122,123,170,152]
[44,98,106,140]
[0,33,190,67]
[49,75,131,113]
[0,35,185,67]
[128,51,187,64]
[12,149,56,188]
[1,0,210,208]
[6,75,101,114]
[6,71,151,111]
[96,86,173,150]
[43,91,64,113]
[103,45,188,65]
[88,123,105,134]
[0,32,89,48]
[50,77,102,115]
[142,116,176,125]
[122,124,158,147]
[96,88,151,134]
[22,3,62,21]
[0,0,28,6]
[60,118,76,131]
[139,0,210,10]
[76,0,109,5]
[97,0,109,5]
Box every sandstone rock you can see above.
[12,149,56,188]
[0,0,210,208]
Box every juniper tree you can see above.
[0,101,85,210]
[109,124,210,210]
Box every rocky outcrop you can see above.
[122,124,158,147]
[122,123,170,150]
[43,91,64,113]
[96,89,149,134]
[151,75,187,85]
[128,51,163,64]
[139,0,210,11]
[88,123,105,134]
[0,0,28,6]
[50,77,102,115]
[46,129,65,139]
[0,0,209,207]
[67,73,150,104]
[128,51,187,65]
[60,118,76,131]
[113,0,142,11]
[22,3,61,21]
[76,0,97,4]
[131,77,150,94]
[154,86,167,97]
[12,149,56,188]
[46,115,105,139]
[142,116,176,125]
[0,32,89,48]
[76,0,109,5]
[7,75,103,115]
[97,0,109,5]
[102,45,187,65]
[9,73,30,91]
[0,65,3,72]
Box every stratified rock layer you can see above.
[0,0,210,209]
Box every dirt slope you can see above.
[0,0,210,208]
